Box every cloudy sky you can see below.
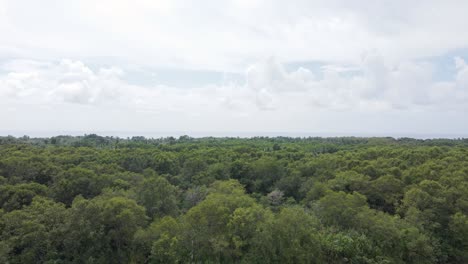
[1,0,468,137]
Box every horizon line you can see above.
[1,130,468,140]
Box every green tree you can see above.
[0,183,48,212]
[248,207,323,263]
[62,196,147,263]
[0,197,67,263]
[51,167,104,206]
[137,176,179,219]
[248,157,285,193]
[181,180,256,262]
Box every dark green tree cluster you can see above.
[0,135,467,263]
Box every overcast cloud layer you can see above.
[1,0,468,136]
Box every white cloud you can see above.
[0,59,126,105]
[454,58,468,102]
[1,0,468,134]
[243,55,468,112]
[1,0,468,70]
[1,55,467,135]
[3,56,467,116]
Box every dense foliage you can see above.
[0,134,467,263]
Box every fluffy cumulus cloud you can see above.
[244,55,468,112]
[1,0,468,134]
[1,56,468,134]
[2,56,467,112]
[0,60,123,104]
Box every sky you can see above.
[1,0,468,137]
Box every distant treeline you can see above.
[2,133,468,148]
[0,135,467,263]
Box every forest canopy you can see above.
[0,135,467,263]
